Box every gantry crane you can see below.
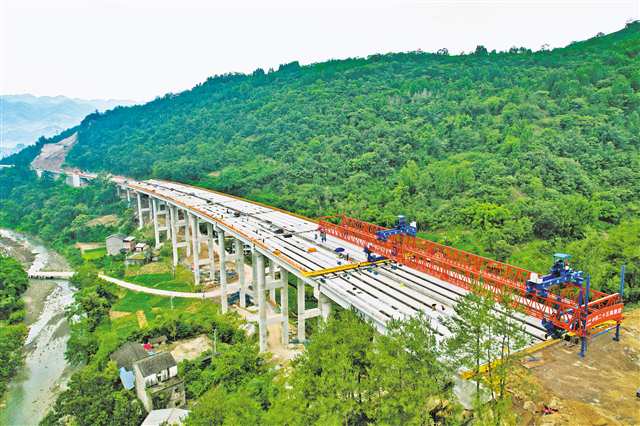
[318,215,625,357]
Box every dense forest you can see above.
[7,23,635,298]
[0,167,130,265]
[0,256,29,400]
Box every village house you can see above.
[110,342,149,390]
[135,242,148,252]
[106,234,138,256]
[123,235,136,251]
[133,352,185,412]
[106,234,126,256]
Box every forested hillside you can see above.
[10,23,640,297]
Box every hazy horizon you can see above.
[2,0,638,102]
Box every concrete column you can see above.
[218,228,228,313]
[136,192,144,229]
[169,205,178,267]
[126,189,131,205]
[184,210,191,257]
[235,239,246,308]
[297,278,305,342]
[251,249,258,295]
[319,292,332,321]
[189,214,200,286]
[207,223,216,281]
[280,269,289,346]
[257,253,267,353]
[269,261,276,303]
[152,198,160,249]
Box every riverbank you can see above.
[0,230,77,426]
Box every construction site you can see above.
[33,164,636,425]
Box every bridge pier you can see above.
[217,227,228,313]
[280,269,289,345]
[206,223,217,282]
[189,213,201,287]
[169,205,179,267]
[269,261,276,303]
[151,199,170,249]
[126,188,339,354]
[235,239,247,308]
[319,292,332,321]
[152,198,160,248]
[136,192,151,229]
[256,253,267,353]
[297,278,306,342]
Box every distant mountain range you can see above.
[0,94,134,158]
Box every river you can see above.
[0,230,77,426]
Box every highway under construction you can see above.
[36,168,625,356]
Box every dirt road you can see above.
[514,308,640,425]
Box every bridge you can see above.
[114,177,555,351]
[34,169,625,356]
[28,271,74,280]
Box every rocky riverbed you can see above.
[0,230,77,426]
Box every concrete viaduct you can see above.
[113,176,550,353]
[36,168,549,353]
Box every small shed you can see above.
[135,242,148,252]
[123,236,136,252]
[119,367,136,390]
[106,234,126,256]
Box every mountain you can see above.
[5,22,640,295]
[0,94,134,158]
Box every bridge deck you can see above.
[125,178,548,343]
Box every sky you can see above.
[1,0,638,102]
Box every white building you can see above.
[133,352,184,412]
[106,234,126,256]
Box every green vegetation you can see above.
[0,167,131,266]
[6,23,635,298]
[1,22,639,425]
[44,262,243,426]
[0,256,29,400]
[81,246,107,260]
[128,272,194,292]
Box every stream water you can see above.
[0,230,77,426]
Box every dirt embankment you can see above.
[513,308,640,425]
[31,132,77,171]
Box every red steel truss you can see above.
[318,215,624,335]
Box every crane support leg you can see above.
[614,265,625,342]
